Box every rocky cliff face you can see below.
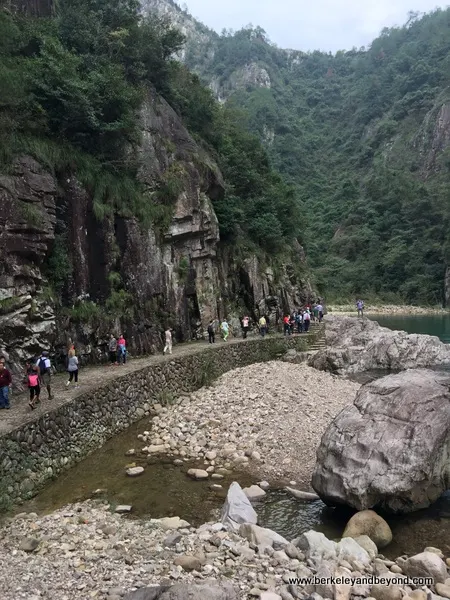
[0,88,311,379]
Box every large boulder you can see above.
[221,482,258,531]
[400,551,448,583]
[343,510,392,548]
[312,369,450,513]
[308,315,450,374]
[124,583,237,599]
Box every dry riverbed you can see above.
[142,362,360,488]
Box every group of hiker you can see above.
[203,301,325,343]
[0,351,55,411]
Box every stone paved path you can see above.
[0,329,320,437]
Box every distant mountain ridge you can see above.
[144,0,450,306]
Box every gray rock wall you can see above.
[0,336,307,508]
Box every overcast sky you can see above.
[178,0,448,52]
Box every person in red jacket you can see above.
[0,361,12,409]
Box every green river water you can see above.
[22,315,450,559]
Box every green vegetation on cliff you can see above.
[0,0,299,258]
[177,8,450,305]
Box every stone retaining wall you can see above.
[0,336,309,508]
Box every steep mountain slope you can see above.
[145,1,450,305]
[0,0,312,376]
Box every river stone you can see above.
[285,487,319,501]
[148,445,166,454]
[126,466,144,477]
[19,537,40,552]
[124,583,238,599]
[312,369,450,513]
[260,593,283,600]
[243,485,267,501]
[221,482,257,531]
[187,468,209,480]
[370,584,403,600]
[152,517,190,531]
[337,537,371,566]
[239,523,288,548]
[342,510,392,548]
[352,535,378,558]
[296,531,337,561]
[173,555,203,571]
[401,552,448,583]
[435,584,450,599]
[115,505,132,514]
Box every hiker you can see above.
[303,309,311,333]
[26,360,40,409]
[108,334,117,365]
[0,360,12,409]
[316,301,324,322]
[356,299,364,318]
[117,334,126,365]
[283,314,291,336]
[220,319,229,341]
[36,351,53,400]
[66,348,79,387]
[207,320,215,344]
[258,315,267,338]
[163,327,173,355]
[242,315,249,339]
[296,310,303,333]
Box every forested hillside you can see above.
[147,1,450,305]
[0,0,300,260]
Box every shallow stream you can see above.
[22,414,450,560]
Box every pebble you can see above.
[1,500,446,600]
[115,505,132,514]
[125,467,144,477]
[187,469,209,480]
[144,363,360,484]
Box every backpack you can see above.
[28,373,39,387]
[38,357,48,374]
[207,324,214,334]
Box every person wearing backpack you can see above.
[35,351,53,400]
[25,360,40,410]
[117,334,126,365]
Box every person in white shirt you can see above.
[36,351,53,400]
[242,315,249,339]
[163,328,173,355]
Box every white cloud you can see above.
[181,0,448,51]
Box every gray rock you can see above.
[243,484,267,502]
[115,505,132,514]
[239,523,288,548]
[343,510,392,548]
[336,537,371,566]
[19,537,39,552]
[402,551,448,583]
[309,315,450,374]
[435,584,450,599]
[187,469,209,480]
[124,583,237,599]
[353,535,378,558]
[221,482,257,531]
[163,532,182,546]
[312,369,450,513]
[126,466,144,477]
[173,555,203,571]
[296,531,337,561]
[285,487,319,501]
